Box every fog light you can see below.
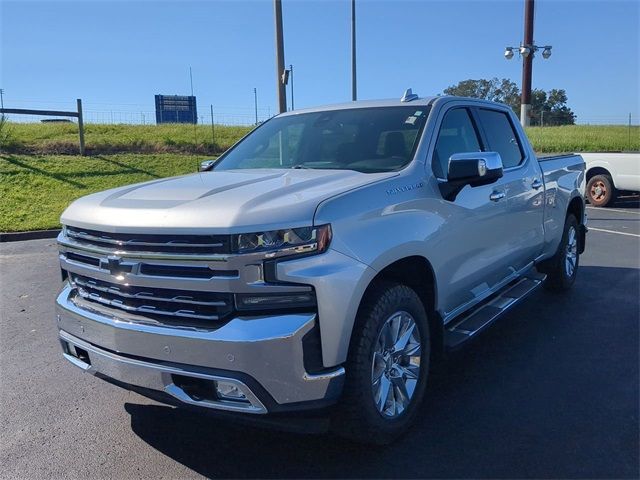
[216,381,248,401]
[235,292,316,311]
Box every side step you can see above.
[444,271,546,350]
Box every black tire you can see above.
[333,281,430,445]
[541,214,580,292]
[586,174,616,207]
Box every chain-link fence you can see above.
[1,100,273,126]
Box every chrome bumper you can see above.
[56,286,344,414]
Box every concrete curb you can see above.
[0,229,61,242]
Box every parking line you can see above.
[589,227,640,238]
[587,206,640,215]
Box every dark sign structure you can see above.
[155,95,197,124]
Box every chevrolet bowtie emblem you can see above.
[100,255,133,277]
[107,256,123,276]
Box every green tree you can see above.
[443,79,576,125]
[443,77,520,113]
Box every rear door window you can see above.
[477,109,525,169]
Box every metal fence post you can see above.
[77,99,85,156]
[210,105,215,152]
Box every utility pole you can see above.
[274,0,287,113]
[289,64,294,110]
[520,0,535,127]
[351,0,357,101]
[254,88,258,125]
[0,89,4,109]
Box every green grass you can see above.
[1,122,251,155]
[1,121,638,156]
[525,125,639,152]
[0,153,203,232]
[1,122,638,233]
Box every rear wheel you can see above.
[586,174,615,207]
[334,282,430,444]
[542,214,580,292]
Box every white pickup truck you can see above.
[583,153,640,207]
[55,92,587,443]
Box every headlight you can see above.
[235,224,331,256]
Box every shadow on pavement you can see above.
[125,266,639,479]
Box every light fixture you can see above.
[504,44,552,61]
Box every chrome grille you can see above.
[66,226,232,254]
[70,274,233,326]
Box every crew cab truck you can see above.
[55,92,587,443]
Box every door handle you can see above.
[531,179,543,190]
[490,191,506,202]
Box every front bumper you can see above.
[56,286,345,414]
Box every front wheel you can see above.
[542,214,580,292]
[333,282,430,444]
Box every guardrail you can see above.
[0,99,85,155]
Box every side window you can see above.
[432,108,481,179]
[477,109,524,169]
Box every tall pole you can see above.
[274,0,287,113]
[520,0,535,127]
[189,67,194,97]
[210,104,215,150]
[0,89,4,109]
[289,64,294,110]
[254,88,258,125]
[351,0,357,101]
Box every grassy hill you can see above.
[1,121,638,232]
[1,122,251,155]
[1,121,638,155]
[1,153,199,232]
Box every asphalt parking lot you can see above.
[1,202,638,479]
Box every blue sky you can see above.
[1,0,638,124]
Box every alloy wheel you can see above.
[371,311,422,419]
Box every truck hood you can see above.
[61,168,397,233]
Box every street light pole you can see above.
[289,64,294,110]
[351,0,357,101]
[504,0,552,127]
[254,88,258,125]
[521,0,535,127]
[274,0,287,113]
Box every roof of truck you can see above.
[278,95,439,117]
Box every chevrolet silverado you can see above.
[55,92,587,443]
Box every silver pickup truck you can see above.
[55,92,587,443]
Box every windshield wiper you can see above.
[290,164,312,169]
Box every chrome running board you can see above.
[444,271,546,350]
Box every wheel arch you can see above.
[352,256,444,363]
[567,195,584,224]
[586,166,613,184]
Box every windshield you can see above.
[213,106,430,173]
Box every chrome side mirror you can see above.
[439,152,504,201]
[199,159,216,172]
[447,152,503,185]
